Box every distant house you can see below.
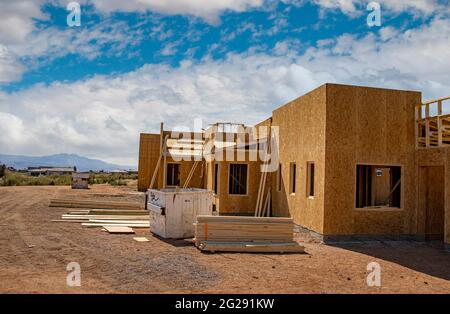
[28,166,75,176]
[72,172,89,189]
[109,169,128,174]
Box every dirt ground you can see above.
[0,185,449,294]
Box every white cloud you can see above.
[313,0,445,15]
[0,53,318,165]
[0,19,143,83]
[9,20,143,61]
[1,15,449,165]
[0,0,47,45]
[299,17,450,97]
[90,0,264,23]
[0,0,47,82]
[0,45,24,83]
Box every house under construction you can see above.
[138,83,450,250]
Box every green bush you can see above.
[0,170,137,187]
[0,171,72,186]
[0,164,5,178]
[88,173,137,185]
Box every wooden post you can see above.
[438,100,443,147]
[163,147,167,189]
[149,135,169,189]
[425,103,430,147]
[255,124,272,217]
[183,160,199,188]
[415,105,420,148]
[159,123,164,188]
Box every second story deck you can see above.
[416,96,450,148]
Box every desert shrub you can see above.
[0,170,136,187]
[0,164,5,178]
[0,171,71,186]
[88,173,137,186]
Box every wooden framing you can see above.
[228,163,249,196]
[416,96,450,148]
[138,84,450,246]
[354,164,402,210]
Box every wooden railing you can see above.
[416,96,450,148]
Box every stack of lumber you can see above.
[49,198,143,210]
[50,197,149,233]
[194,215,304,253]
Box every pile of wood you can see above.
[194,215,304,253]
[50,198,149,233]
[49,198,143,210]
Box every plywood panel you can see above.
[416,147,449,244]
[137,133,161,191]
[323,84,421,236]
[270,85,327,233]
[213,151,263,215]
[424,166,445,238]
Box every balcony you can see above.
[416,97,450,148]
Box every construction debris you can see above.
[194,215,304,253]
[51,197,149,232]
[82,223,148,228]
[133,237,150,242]
[49,198,143,210]
[104,226,135,234]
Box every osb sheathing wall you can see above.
[416,147,450,244]
[138,133,161,191]
[205,150,263,215]
[270,85,327,234]
[323,84,421,236]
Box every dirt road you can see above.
[1,185,449,293]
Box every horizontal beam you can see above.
[420,96,450,106]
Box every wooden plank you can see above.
[104,226,135,234]
[51,219,86,223]
[423,96,450,105]
[426,118,430,147]
[198,241,305,253]
[49,199,142,210]
[61,215,149,220]
[50,199,141,206]
[82,223,149,228]
[88,209,148,215]
[133,237,150,242]
[195,222,292,228]
[194,215,295,245]
[196,215,292,224]
[88,219,150,224]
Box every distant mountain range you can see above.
[0,153,134,172]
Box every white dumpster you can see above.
[147,188,213,239]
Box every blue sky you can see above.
[0,0,449,166]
